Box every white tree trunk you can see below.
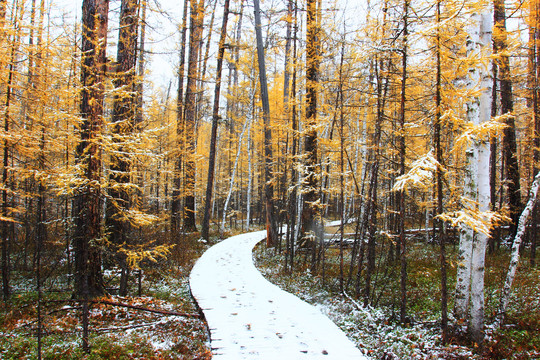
[221,115,251,235]
[455,11,492,343]
[455,222,474,322]
[469,12,492,344]
[495,170,540,328]
[246,120,252,229]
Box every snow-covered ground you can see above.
[189,230,368,359]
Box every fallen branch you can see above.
[91,299,200,318]
[495,170,540,328]
[44,299,200,318]
[93,320,165,334]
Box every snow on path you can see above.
[189,230,368,359]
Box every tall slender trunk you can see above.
[108,0,139,297]
[171,0,189,236]
[530,0,540,266]
[286,0,299,271]
[455,12,492,344]
[338,38,345,293]
[201,0,230,240]
[362,53,387,304]
[398,0,409,324]
[489,57,499,254]
[435,0,448,341]
[135,0,146,125]
[221,109,253,234]
[1,27,15,303]
[180,0,204,233]
[74,0,110,301]
[301,0,321,243]
[1,0,25,302]
[494,0,521,236]
[495,170,540,328]
[254,0,276,247]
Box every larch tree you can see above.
[201,0,231,241]
[73,0,110,352]
[493,0,521,237]
[1,0,20,302]
[181,0,205,233]
[531,0,540,266]
[171,0,189,237]
[107,0,139,296]
[301,0,321,244]
[253,0,277,247]
[397,0,409,324]
[73,0,110,299]
[434,0,448,341]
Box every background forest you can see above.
[0,0,539,358]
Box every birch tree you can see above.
[495,170,540,328]
[453,9,492,344]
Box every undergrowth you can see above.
[254,231,540,360]
[0,233,212,360]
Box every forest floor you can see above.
[0,236,213,359]
[1,225,538,359]
[254,226,540,360]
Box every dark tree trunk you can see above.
[73,0,109,300]
[435,0,448,341]
[338,41,345,293]
[494,0,522,236]
[531,0,540,266]
[489,58,499,254]
[201,0,230,241]
[254,0,277,247]
[362,53,387,305]
[36,129,46,360]
[1,36,15,303]
[301,0,321,243]
[182,0,205,233]
[107,0,139,297]
[398,0,409,324]
[171,0,189,236]
[286,0,298,271]
[135,0,146,125]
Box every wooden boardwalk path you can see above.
[189,230,368,359]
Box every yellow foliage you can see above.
[120,243,174,270]
[437,208,510,237]
[453,116,508,153]
[392,152,443,193]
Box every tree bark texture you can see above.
[454,12,492,344]
[181,0,205,233]
[171,0,189,236]
[494,0,522,236]
[398,0,409,324]
[495,170,540,328]
[254,0,277,247]
[435,0,448,341]
[202,0,230,240]
[108,0,139,297]
[73,0,109,299]
[301,0,321,241]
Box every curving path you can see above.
[189,230,368,359]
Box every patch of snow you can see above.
[190,230,368,359]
